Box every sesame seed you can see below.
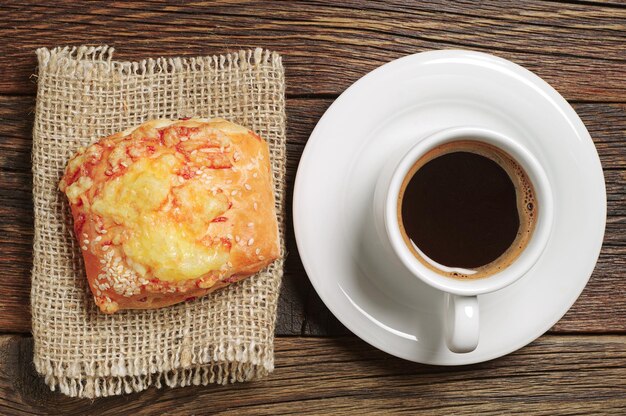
[95,236,102,242]
[255,248,260,255]
[248,222,254,227]
[235,235,241,242]
[233,152,240,161]
[247,238,254,246]
[253,202,258,211]
[226,233,233,240]
[196,170,202,175]
[83,233,88,238]
[258,255,265,260]
[227,261,233,267]
[180,136,188,142]
[102,245,110,251]
[252,172,258,178]
[82,245,88,251]
[244,183,252,191]
[231,190,238,196]
[102,229,108,234]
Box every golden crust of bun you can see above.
[59,118,280,313]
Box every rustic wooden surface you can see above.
[0,1,624,414]
[1,335,626,415]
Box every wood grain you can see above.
[0,96,624,334]
[0,0,625,412]
[0,335,624,415]
[0,1,625,100]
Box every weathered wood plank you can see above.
[0,96,625,334]
[0,1,625,100]
[0,335,625,415]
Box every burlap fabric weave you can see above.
[31,46,286,398]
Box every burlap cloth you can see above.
[31,46,286,398]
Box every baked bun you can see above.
[59,118,280,313]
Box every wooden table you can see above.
[1,1,625,414]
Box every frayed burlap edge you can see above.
[36,45,281,81]
[31,45,286,398]
[39,347,277,398]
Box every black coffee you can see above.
[398,141,536,279]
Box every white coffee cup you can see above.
[373,127,554,353]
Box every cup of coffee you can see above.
[373,127,553,353]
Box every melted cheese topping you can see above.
[91,153,230,282]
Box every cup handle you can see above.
[444,293,479,353]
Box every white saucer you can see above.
[293,50,606,365]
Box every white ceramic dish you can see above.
[293,50,606,365]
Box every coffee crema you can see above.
[398,140,537,280]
